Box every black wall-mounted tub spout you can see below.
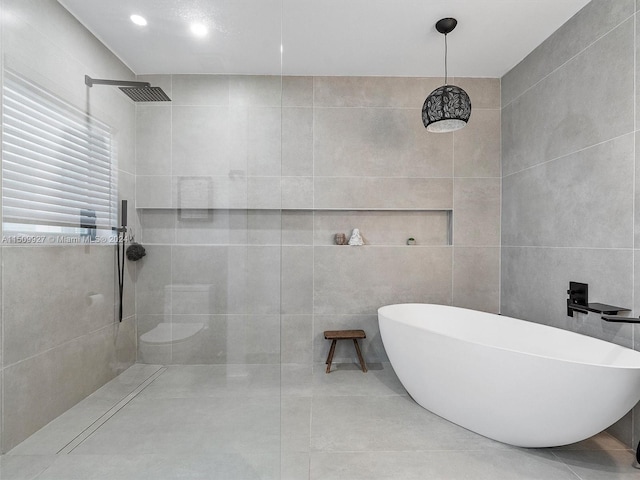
[601,315,640,324]
[566,281,630,318]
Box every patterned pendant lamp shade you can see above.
[422,84,471,132]
[423,17,471,133]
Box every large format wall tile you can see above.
[248,177,282,209]
[453,178,501,247]
[0,247,2,370]
[281,315,313,364]
[230,107,282,176]
[314,108,452,177]
[634,252,640,447]
[453,109,501,178]
[281,247,313,314]
[0,0,138,452]
[229,75,282,107]
[2,324,128,451]
[501,0,635,107]
[134,74,500,374]
[502,18,634,176]
[453,247,500,314]
[5,0,132,84]
[171,107,232,176]
[501,246,633,347]
[176,210,250,246]
[282,76,313,107]
[452,78,501,110]
[637,15,640,126]
[314,246,452,315]
[503,134,634,249]
[247,210,282,245]
[136,106,171,176]
[171,75,229,106]
[314,177,452,210]
[282,177,313,210]
[137,315,171,365]
[169,246,280,315]
[313,76,441,108]
[3,3,132,115]
[139,210,177,244]
[282,211,313,246]
[170,246,235,315]
[501,1,639,449]
[172,175,249,210]
[3,246,115,366]
[635,132,640,248]
[282,107,313,176]
[136,176,172,208]
[169,314,281,364]
[246,247,281,314]
[136,245,172,316]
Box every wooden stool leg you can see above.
[325,339,337,373]
[353,339,367,373]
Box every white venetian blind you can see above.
[2,69,117,234]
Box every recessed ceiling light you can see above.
[130,14,147,26]
[190,23,208,37]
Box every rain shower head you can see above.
[85,75,171,102]
[118,86,170,102]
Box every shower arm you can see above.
[85,75,151,88]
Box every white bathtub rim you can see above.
[378,303,640,370]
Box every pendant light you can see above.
[422,18,471,133]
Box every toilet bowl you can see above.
[139,321,205,364]
[139,284,211,364]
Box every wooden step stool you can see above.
[323,329,367,373]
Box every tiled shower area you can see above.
[1,0,640,478]
[133,73,500,370]
[1,363,637,479]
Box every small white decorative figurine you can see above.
[348,228,364,246]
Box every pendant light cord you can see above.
[444,33,448,85]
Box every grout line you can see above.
[57,366,166,454]
[632,7,637,449]
[498,74,503,314]
[548,451,591,480]
[501,245,634,251]
[502,131,636,179]
[503,11,636,109]
[2,322,132,371]
[311,75,316,369]
[451,131,455,306]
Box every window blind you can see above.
[2,69,117,236]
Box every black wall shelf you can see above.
[568,303,630,315]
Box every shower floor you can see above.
[0,363,637,479]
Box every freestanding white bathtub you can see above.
[378,303,640,448]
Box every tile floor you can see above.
[0,363,638,479]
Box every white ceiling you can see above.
[58,0,591,78]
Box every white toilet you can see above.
[139,284,210,364]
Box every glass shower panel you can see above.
[135,2,284,477]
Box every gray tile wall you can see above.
[136,75,501,366]
[501,0,638,447]
[0,0,137,452]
